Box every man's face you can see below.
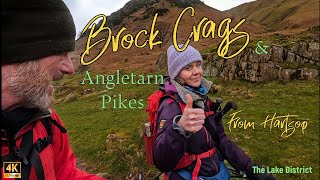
[9,53,75,111]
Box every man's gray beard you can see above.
[9,61,52,111]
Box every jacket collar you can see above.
[164,77,213,109]
[1,107,51,138]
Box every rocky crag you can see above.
[203,42,319,81]
[157,42,319,82]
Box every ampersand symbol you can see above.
[255,41,269,54]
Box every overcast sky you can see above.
[64,0,255,34]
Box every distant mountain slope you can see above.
[75,0,264,73]
[107,0,204,27]
[227,0,319,30]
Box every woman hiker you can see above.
[152,44,276,180]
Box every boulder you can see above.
[298,42,308,56]
[204,42,319,81]
[249,52,259,63]
[215,59,224,71]
[312,49,319,62]
[280,69,295,81]
[240,61,247,71]
[290,43,300,54]
[296,55,303,63]
[308,43,319,52]
[258,52,271,63]
[244,70,257,82]
[286,52,296,62]
[271,46,284,62]
[203,65,219,76]
[299,43,309,58]
[290,42,315,59]
[301,68,319,80]
[251,63,259,71]
[258,62,278,81]
[212,68,219,76]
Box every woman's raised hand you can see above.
[178,94,205,133]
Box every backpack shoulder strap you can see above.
[155,93,186,125]
[202,98,226,159]
[46,117,67,134]
[40,117,67,144]
[1,129,34,180]
[28,117,67,180]
[30,117,67,180]
[203,98,216,137]
[2,117,67,180]
[162,93,186,112]
[40,118,53,144]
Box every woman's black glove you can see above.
[245,163,277,180]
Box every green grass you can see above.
[53,72,319,179]
[275,61,319,70]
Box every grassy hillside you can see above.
[53,71,319,179]
[227,0,319,31]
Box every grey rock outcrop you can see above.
[201,42,319,81]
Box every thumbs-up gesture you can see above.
[177,94,205,133]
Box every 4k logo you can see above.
[3,162,21,178]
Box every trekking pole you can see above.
[214,101,237,121]
[228,168,247,179]
[136,173,143,180]
[212,98,223,112]
[220,101,237,117]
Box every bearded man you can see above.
[1,0,106,179]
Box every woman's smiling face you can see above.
[177,61,203,87]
